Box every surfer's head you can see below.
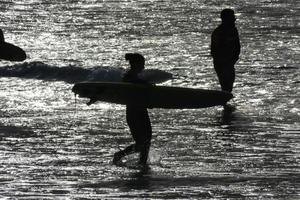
[220,9,236,24]
[125,53,145,72]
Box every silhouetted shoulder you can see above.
[211,24,240,61]
[122,71,148,84]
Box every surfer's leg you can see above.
[221,66,235,110]
[217,70,229,92]
[113,144,135,164]
[214,62,225,91]
[222,67,235,93]
[138,143,150,165]
[139,114,152,165]
[214,61,235,93]
[136,130,152,165]
[122,144,136,155]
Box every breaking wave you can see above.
[0,62,173,84]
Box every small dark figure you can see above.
[113,53,152,167]
[211,9,240,93]
[0,29,4,43]
[0,29,26,61]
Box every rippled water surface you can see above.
[0,0,299,199]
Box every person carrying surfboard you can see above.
[112,53,152,167]
[211,9,240,93]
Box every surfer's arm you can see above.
[210,27,220,58]
[233,28,241,62]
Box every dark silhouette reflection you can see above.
[0,29,4,43]
[122,166,152,189]
[211,9,240,93]
[0,124,34,139]
[0,29,26,61]
[112,53,153,167]
[78,173,296,198]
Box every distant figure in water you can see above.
[113,53,152,167]
[211,9,240,93]
[0,28,26,62]
[0,29,4,43]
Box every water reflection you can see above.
[122,168,152,190]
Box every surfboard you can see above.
[72,81,233,109]
[0,42,26,61]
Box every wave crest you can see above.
[0,62,172,84]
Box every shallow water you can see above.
[0,0,299,199]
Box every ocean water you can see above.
[0,0,299,199]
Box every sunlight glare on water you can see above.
[0,0,299,199]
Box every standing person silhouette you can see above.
[113,53,152,167]
[211,9,240,94]
[0,29,4,43]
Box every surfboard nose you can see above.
[72,84,81,94]
[15,51,26,61]
[19,52,26,61]
[72,82,96,98]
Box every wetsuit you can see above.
[0,29,4,43]
[211,23,240,92]
[114,71,152,165]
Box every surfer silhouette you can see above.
[211,9,240,93]
[113,53,152,167]
[0,29,4,43]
